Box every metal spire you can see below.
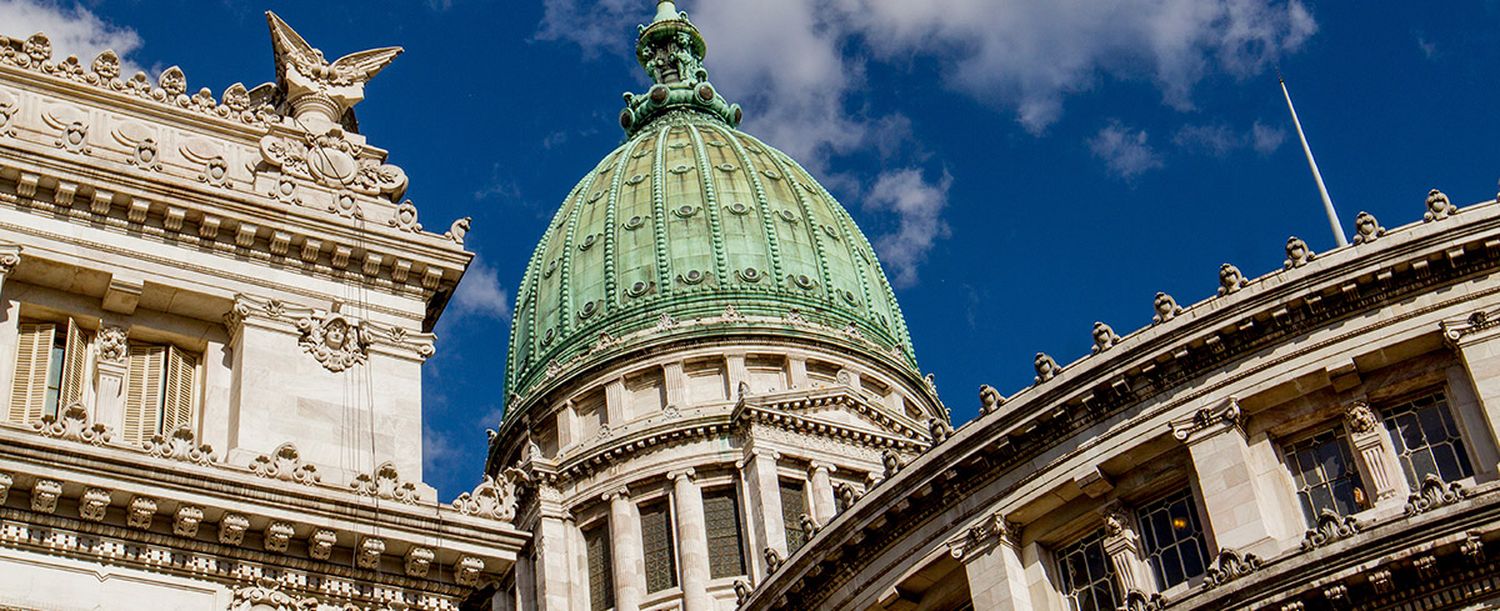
[1280,75,1348,247]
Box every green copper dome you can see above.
[503,1,919,414]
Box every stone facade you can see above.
[0,13,524,611]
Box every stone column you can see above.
[1099,501,1152,594]
[741,448,786,577]
[1171,398,1294,557]
[948,512,1032,611]
[92,325,129,433]
[513,551,535,611]
[1443,312,1500,474]
[1343,401,1408,510]
[532,515,572,611]
[670,469,712,611]
[808,462,837,524]
[607,487,644,611]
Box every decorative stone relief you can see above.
[98,325,128,364]
[1441,308,1500,346]
[297,308,371,372]
[219,512,250,546]
[1152,292,1182,323]
[389,200,422,232]
[1218,263,1248,295]
[1301,508,1361,550]
[80,487,111,521]
[1119,590,1165,611]
[1170,397,1242,443]
[0,88,17,137]
[33,403,112,445]
[1353,211,1385,244]
[309,529,337,560]
[231,577,319,611]
[357,537,385,569]
[126,496,157,529]
[1404,473,1465,515]
[445,217,471,245]
[799,514,821,536]
[1033,352,1061,383]
[265,521,295,552]
[881,449,904,478]
[835,482,861,510]
[763,547,784,573]
[1461,531,1486,564]
[0,472,10,505]
[1091,322,1120,353]
[174,505,204,537]
[455,555,486,586]
[259,128,408,200]
[266,11,403,128]
[180,137,231,188]
[451,471,524,522]
[1284,236,1315,269]
[927,417,954,444]
[1344,401,1378,434]
[978,384,1005,415]
[405,546,435,578]
[350,462,419,504]
[1414,555,1439,579]
[947,510,1017,561]
[249,442,322,485]
[31,479,62,514]
[1369,568,1394,594]
[1424,188,1457,221]
[1204,548,1262,587]
[143,427,217,465]
[734,580,754,605]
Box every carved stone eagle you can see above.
[265,11,402,125]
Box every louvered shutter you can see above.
[123,344,166,444]
[8,323,55,424]
[161,346,197,433]
[58,318,89,409]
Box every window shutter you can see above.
[161,346,197,433]
[58,318,90,409]
[8,323,55,424]
[123,344,166,444]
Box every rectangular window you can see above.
[1056,528,1120,611]
[780,480,808,553]
[1382,391,1474,487]
[584,522,614,611]
[704,487,746,578]
[122,343,198,445]
[1136,489,1209,589]
[1282,427,1365,524]
[641,501,677,593]
[10,320,89,424]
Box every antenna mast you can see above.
[1280,76,1348,247]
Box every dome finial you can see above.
[617,0,742,135]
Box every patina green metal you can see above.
[502,1,920,419]
[619,0,741,136]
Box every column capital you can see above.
[667,467,697,482]
[808,461,837,475]
[602,486,631,503]
[1170,396,1243,444]
[1442,307,1500,348]
[947,510,1019,561]
[0,243,21,275]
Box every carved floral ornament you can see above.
[350,461,420,504]
[258,127,409,201]
[228,294,436,371]
[450,468,527,523]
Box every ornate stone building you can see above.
[5,2,1500,611]
[484,3,1500,611]
[0,12,526,611]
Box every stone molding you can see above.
[1169,397,1242,443]
[945,510,1017,561]
[1441,306,1500,347]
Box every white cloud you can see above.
[1090,121,1163,179]
[449,256,511,321]
[864,169,952,287]
[421,422,464,475]
[536,0,638,57]
[1250,120,1286,155]
[0,0,143,74]
[1174,120,1286,157]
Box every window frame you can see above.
[1053,527,1121,611]
[1279,423,1367,526]
[1379,389,1476,488]
[1134,487,1210,591]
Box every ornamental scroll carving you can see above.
[143,426,216,465]
[33,403,112,445]
[258,128,408,201]
[947,510,1018,561]
[1170,397,1242,443]
[450,469,527,522]
[350,461,419,504]
[249,442,321,485]
[297,309,372,372]
[231,577,319,611]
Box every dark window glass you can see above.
[641,501,677,593]
[704,488,746,578]
[585,522,614,611]
[781,480,807,553]
[1382,391,1474,487]
[1056,528,1119,611]
[1282,427,1365,524]
[1136,489,1209,589]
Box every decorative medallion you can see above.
[762,169,782,180]
[623,215,647,230]
[625,173,647,185]
[791,274,817,290]
[678,270,707,285]
[668,163,694,175]
[777,209,800,224]
[716,163,739,173]
[579,233,599,251]
[577,300,600,320]
[738,267,763,283]
[725,202,751,216]
[389,200,422,232]
[627,281,654,298]
[296,308,371,372]
[673,204,699,219]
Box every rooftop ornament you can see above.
[618,0,743,136]
[266,11,402,131]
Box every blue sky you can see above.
[5,1,1499,500]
